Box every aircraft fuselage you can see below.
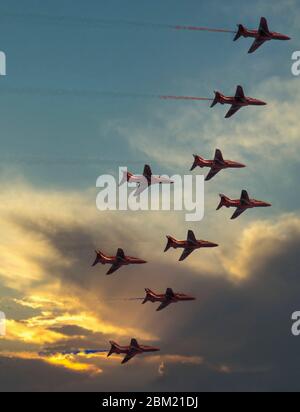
[222,198,272,210]
[169,239,218,250]
[193,156,245,170]
[217,93,266,107]
[241,29,291,42]
[146,292,195,304]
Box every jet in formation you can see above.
[107,338,160,364]
[120,164,173,196]
[234,17,291,54]
[217,190,272,219]
[211,85,267,118]
[142,288,196,311]
[191,148,246,181]
[164,230,218,261]
[92,248,147,275]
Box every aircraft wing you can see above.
[248,38,266,54]
[156,301,171,312]
[205,167,221,181]
[187,230,197,245]
[214,149,224,163]
[133,182,148,197]
[121,350,137,364]
[231,208,246,220]
[259,17,270,35]
[143,164,152,179]
[116,248,126,260]
[106,263,122,275]
[240,190,250,205]
[235,85,245,99]
[225,105,242,118]
[179,248,194,261]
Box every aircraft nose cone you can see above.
[210,242,219,248]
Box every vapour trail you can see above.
[0,86,212,102]
[160,95,213,101]
[39,349,108,357]
[173,25,236,33]
[99,298,144,302]
[0,11,236,34]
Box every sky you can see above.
[0,0,300,392]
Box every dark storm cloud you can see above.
[41,329,110,354]
[154,222,300,391]
[3,201,300,391]
[47,325,95,337]
[7,209,152,292]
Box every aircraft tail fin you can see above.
[234,24,246,41]
[164,235,177,252]
[190,154,205,171]
[92,250,106,266]
[217,194,229,210]
[107,341,119,357]
[210,91,222,108]
[120,171,133,185]
[143,288,155,304]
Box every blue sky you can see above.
[0,0,297,191]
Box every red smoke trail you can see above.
[39,349,108,357]
[0,86,213,103]
[99,297,144,302]
[0,12,236,34]
[172,25,236,33]
[160,95,213,101]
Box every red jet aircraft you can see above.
[92,248,147,275]
[143,288,196,311]
[107,338,160,364]
[217,190,272,220]
[120,164,173,196]
[164,230,218,261]
[211,85,267,118]
[191,149,246,181]
[234,17,291,54]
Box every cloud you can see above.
[0,180,300,390]
[220,213,300,281]
[108,77,300,172]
